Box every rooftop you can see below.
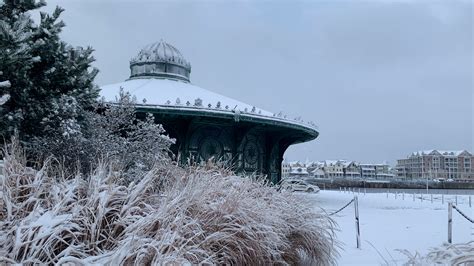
[100,40,319,134]
[411,150,471,157]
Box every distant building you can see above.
[396,150,474,180]
[359,163,392,179]
[318,160,355,178]
[360,164,376,179]
[286,161,309,178]
[282,159,394,179]
[281,160,291,178]
[311,168,326,178]
[342,161,362,178]
[322,160,345,178]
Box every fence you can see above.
[329,196,360,249]
[332,187,473,249]
[339,187,472,208]
[448,203,474,244]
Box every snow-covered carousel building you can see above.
[101,40,318,183]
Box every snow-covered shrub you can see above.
[86,90,174,182]
[400,242,474,266]
[30,89,174,180]
[0,143,338,265]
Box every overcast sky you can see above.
[43,0,473,165]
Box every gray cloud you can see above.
[43,0,473,164]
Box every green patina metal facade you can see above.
[135,106,318,183]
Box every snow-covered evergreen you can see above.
[0,0,99,142]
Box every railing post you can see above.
[470,196,472,208]
[402,192,404,200]
[413,192,415,201]
[442,194,444,204]
[455,195,458,205]
[431,194,433,203]
[354,196,361,249]
[448,202,452,244]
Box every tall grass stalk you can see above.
[0,142,338,265]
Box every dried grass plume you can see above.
[0,140,338,265]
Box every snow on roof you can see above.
[288,161,305,166]
[100,78,318,131]
[322,160,353,166]
[411,150,436,156]
[290,168,309,174]
[341,161,354,167]
[323,160,339,166]
[437,150,469,156]
[412,150,470,157]
[359,163,388,167]
[100,78,271,114]
[306,161,325,168]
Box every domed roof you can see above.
[129,40,191,82]
[101,40,319,139]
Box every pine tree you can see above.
[0,0,99,143]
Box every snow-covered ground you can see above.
[305,190,473,265]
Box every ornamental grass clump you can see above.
[0,142,338,265]
[400,242,474,266]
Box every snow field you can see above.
[305,190,473,265]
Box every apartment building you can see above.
[396,150,473,180]
[360,163,392,179]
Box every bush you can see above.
[30,90,174,181]
[0,141,338,265]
